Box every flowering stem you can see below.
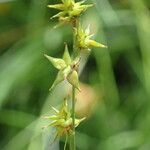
[46,1,102,150]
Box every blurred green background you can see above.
[0,0,150,149]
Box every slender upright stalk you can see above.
[72,86,76,150]
[72,18,79,57]
[69,86,76,150]
[69,18,78,150]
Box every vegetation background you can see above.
[0,0,150,150]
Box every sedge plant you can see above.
[43,0,107,149]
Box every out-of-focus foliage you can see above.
[0,0,150,150]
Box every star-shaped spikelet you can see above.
[48,0,93,23]
[43,99,85,140]
[75,24,107,51]
[44,44,81,91]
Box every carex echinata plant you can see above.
[43,0,107,149]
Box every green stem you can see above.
[72,86,76,150]
[69,86,76,150]
[69,134,72,150]
[72,18,79,57]
[69,18,78,150]
[64,134,68,150]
